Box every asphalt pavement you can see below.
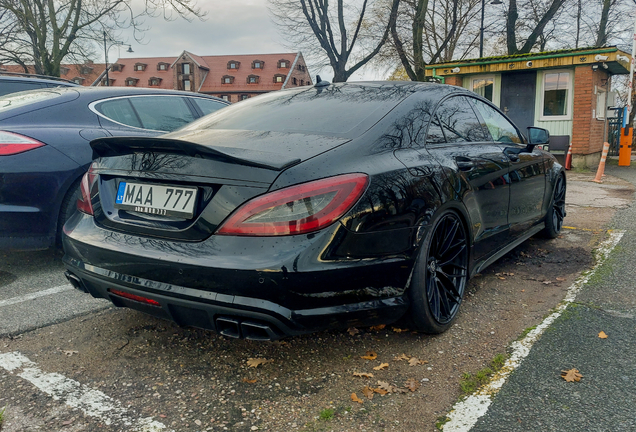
[0,249,110,337]
[469,163,636,432]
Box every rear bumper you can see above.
[62,213,416,339]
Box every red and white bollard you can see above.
[593,142,611,183]
[565,143,573,170]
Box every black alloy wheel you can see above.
[408,210,469,334]
[542,174,566,239]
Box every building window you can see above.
[111,64,122,72]
[183,79,191,91]
[278,60,289,68]
[274,74,285,83]
[222,75,234,84]
[221,95,230,101]
[247,75,259,84]
[126,78,137,86]
[240,94,249,101]
[101,78,115,86]
[157,63,168,71]
[471,76,494,102]
[292,77,297,85]
[60,67,70,75]
[297,64,305,72]
[300,79,304,86]
[227,61,240,70]
[149,77,161,86]
[80,67,92,75]
[541,71,571,119]
[73,78,84,85]
[134,64,146,72]
[182,63,191,75]
[596,90,607,120]
[252,60,264,69]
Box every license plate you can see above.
[115,181,198,218]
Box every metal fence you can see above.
[607,107,625,157]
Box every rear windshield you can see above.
[182,84,412,138]
[0,89,64,112]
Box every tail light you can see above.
[0,131,45,155]
[108,289,161,307]
[77,168,96,215]
[217,173,369,236]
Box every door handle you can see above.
[455,157,475,171]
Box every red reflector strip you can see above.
[0,143,45,156]
[109,289,161,307]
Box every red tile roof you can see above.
[108,56,175,89]
[0,62,106,85]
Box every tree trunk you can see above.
[506,0,519,54]
[595,0,611,47]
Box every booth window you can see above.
[542,72,570,117]
[471,77,494,102]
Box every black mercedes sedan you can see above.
[62,81,566,340]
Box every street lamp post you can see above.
[480,0,503,58]
[103,31,133,86]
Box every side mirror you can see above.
[527,127,550,145]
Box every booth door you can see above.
[500,71,537,137]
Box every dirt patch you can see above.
[0,228,605,432]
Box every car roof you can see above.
[0,74,78,86]
[63,85,229,101]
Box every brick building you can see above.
[425,47,632,169]
[0,61,105,85]
[103,51,312,103]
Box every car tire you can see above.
[541,173,566,239]
[408,210,469,334]
[57,178,82,247]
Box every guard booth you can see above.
[425,46,631,169]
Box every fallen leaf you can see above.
[392,327,408,333]
[542,281,552,285]
[404,378,421,392]
[394,354,410,361]
[353,372,374,378]
[556,277,567,282]
[598,331,608,339]
[373,363,389,371]
[498,277,506,280]
[242,378,257,384]
[372,387,389,395]
[362,386,374,400]
[561,368,583,382]
[521,289,525,292]
[369,324,386,331]
[408,357,427,366]
[62,419,74,425]
[246,358,273,368]
[360,351,378,360]
[377,381,398,393]
[351,393,363,404]
[347,327,360,336]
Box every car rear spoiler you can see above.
[90,137,301,171]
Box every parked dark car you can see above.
[62,81,566,340]
[0,72,78,97]
[0,87,229,250]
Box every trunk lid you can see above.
[88,130,350,241]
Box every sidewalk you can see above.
[462,165,636,431]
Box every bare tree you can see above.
[269,0,400,82]
[0,0,205,77]
[505,0,566,54]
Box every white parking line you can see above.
[0,352,172,432]
[0,284,73,308]
[442,229,625,431]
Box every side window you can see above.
[470,99,523,144]
[435,96,488,143]
[129,96,195,131]
[426,115,446,145]
[95,98,143,129]
[192,98,228,116]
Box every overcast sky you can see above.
[106,0,385,82]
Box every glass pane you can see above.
[470,99,523,144]
[436,96,489,143]
[183,64,190,74]
[96,98,142,128]
[183,80,191,91]
[426,115,446,144]
[129,96,195,131]
[543,73,569,116]
[472,78,494,102]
